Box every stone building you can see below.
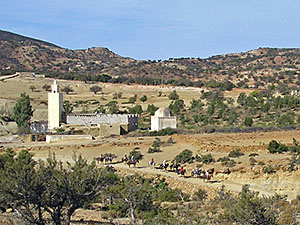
[151,107,176,131]
[66,114,138,135]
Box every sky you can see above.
[1,0,300,60]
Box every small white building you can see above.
[48,80,63,129]
[151,107,177,131]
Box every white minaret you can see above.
[48,80,63,129]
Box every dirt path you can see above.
[112,163,276,198]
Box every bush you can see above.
[228,149,244,158]
[268,140,280,153]
[173,149,193,164]
[149,128,177,136]
[268,140,288,154]
[263,165,276,174]
[244,117,253,127]
[193,189,207,201]
[168,90,179,100]
[196,153,215,164]
[147,138,161,154]
[129,149,143,161]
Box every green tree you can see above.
[140,95,148,102]
[129,104,143,114]
[0,151,116,225]
[222,185,279,225]
[147,104,158,116]
[13,93,34,134]
[244,117,253,127]
[169,99,185,115]
[168,90,179,100]
[89,85,102,94]
[107,175,156,224]
[63,100,73,114]
[106,101,119,114]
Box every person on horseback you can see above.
[195,166,199,175]
[163,159,166,168]
[130,155,134,163]
[205,170,209,180]
[180,166,184,175]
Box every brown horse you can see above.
[127,159,139,168]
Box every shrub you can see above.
[268,140,288,154]
[168,90,179,100]
[268,140,280,153]
[147,138,161,154]
[129,149,143,161]
[196,154,215,164]
[263,165,276,174]
[149,128,177,136]
[228,149,244,158]
[244,117,253,127]
[193,189,207,201]
[173,149,193,164]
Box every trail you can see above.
[112,163,276,198]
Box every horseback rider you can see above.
[151,158,154,165]
[130,155,134,163]
[163,159,166,168]
[205,170,209,180]
[180,166,184,174]
[195,166,199,175]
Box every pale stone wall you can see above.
[66,114,138,131]
[46,135,93,143]
[151,116,177,131]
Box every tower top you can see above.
[51,80,59,93]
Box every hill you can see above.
[1,29,300,88]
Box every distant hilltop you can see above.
[1,29,300,88]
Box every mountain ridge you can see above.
[1,29,300,88]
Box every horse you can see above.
[96,155,105,164]
[148,160,156,169]
[159,162,169,171]
[121,155,128,163]
[127,159,139,168]
[104,153,117,163]
[170,163,180,172]
[177,168,186,176]
[191,169,202,178]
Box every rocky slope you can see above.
[1,29,300,87]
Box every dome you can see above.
[154,107,172,117]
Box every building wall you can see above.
[46,135,93,143]
[48,92,63,129]
[66,114,138,131]
[151,116,177,131]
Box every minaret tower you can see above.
[48,80,63,129]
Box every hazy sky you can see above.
[1,0,300,59]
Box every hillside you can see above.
[1,29,300,88]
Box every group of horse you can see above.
[149,160,215,180]
[96,154,227,182]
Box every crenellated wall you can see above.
[66,114,138,131]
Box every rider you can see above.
[180,166,184,174]
[205,170,209,180]
[162,159,166,167]
[195,166,199,175]
[151,158,154,165]
[131,155,134,163]
[123,153,127,160]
